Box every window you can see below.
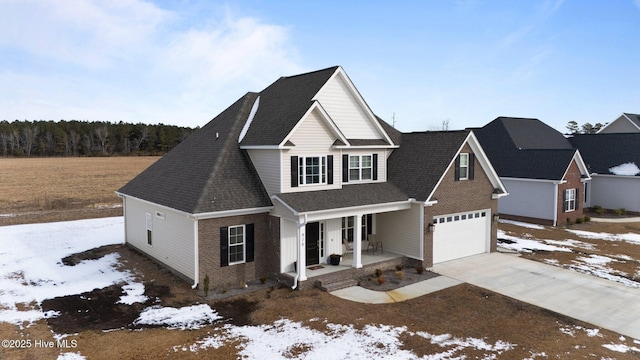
[298,156,327,185]
[455,153,474,181]
[145,213,153,246]
[564,188,576,212]
[349,155,373,181]
[458,153,469,180]
[228,225,245,264]
[342,216,354,243]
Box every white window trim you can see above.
[349,154,373,182]
[459,153,469,180]
[298,156,327,186]
[565,188,576,212]
[228,224,246,265]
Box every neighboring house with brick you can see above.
[597,113,640,134]
[117,66,507,291]
[473,117,590,226]
[569,133,640,213]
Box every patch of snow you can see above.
[498,231,572,253]
[576,255,614,266]
[566,230,640,245]
[134,304,222,330]
[602,343,640,353]
[545,239,597,250]
[0,217,129,326]
[499,219,546,229]
[608,162,640,176]
[176,319,516,359]
[118,282,148,305]
[57,352,86,360]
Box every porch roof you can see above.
[273,182,410,214]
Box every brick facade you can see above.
[420,144,499,267]
[198,213,280,290]
[556,160,585,226]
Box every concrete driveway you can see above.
[433,253,640,340]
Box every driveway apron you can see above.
[433,253,640,340]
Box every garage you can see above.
[433,209,491,263]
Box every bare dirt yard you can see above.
[1,158,640,359]
[0,156,159,226]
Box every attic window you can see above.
[459,153,469,180]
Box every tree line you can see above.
[0,120,196,157]
[565,121,607,134]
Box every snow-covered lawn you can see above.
[2,217,637,359]
[498,220,640,289]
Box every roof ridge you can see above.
[281,66,340,80]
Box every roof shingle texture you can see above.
[569,133,640,175]
[387,130,469,201]
[118,92,272,213]
[474,117,576,180]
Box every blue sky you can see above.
[1,0,639,132]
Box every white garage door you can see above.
[433,210,490,264]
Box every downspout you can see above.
[192,218,199,289]
[553,183,559,227]
[291,214,308,290]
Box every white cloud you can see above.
[0,1,301,125]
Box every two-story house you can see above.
[117,66,507,291]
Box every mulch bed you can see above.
[356,267,440,291]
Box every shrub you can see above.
[615,208,627,216]
[374,269,382,277]
[593,206,605,215]
[584,215,591,222]
[395,270,404,280]
[260,275,267,284]
[395,264,404,271]
[416,266,425,274]
[377,275,386,285]
[576,217,583,224]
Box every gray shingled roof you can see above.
[274,183,409,213]
[239,66,339,146]
[118,92,272,214]
[569,133,640,175]
[387,130,470,201]
[474,117,577,180]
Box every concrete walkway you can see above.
[331,276,462,304]
[433,253,640,340]
[590,216,640,223]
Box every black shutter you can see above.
[372,154,378,181]
[562,190,567,212]
[327,155,334,185]
[220,227,229,267]
[469,153,475,180]
[246,224,255,263]
[575,188,580,209]
[342,154,349,182]
[367,214,373,235]
[454,155,461,181]
[291,156,298,187]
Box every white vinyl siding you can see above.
[247,149,281,194]
[590,175,640,213]
[314,73,380,139]
[280,219,297,273]
[599,116,640,134]
[124,197,196,280]
[376,203,422,259]
[498,179,556,221]
[283,109,340,193]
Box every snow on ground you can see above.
[0,217,133,325]
[566,229,640,245]
[499,219,546,230]
[498,230,572,253]
[134,304,222,330]
[174,319,516,359]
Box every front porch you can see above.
[281,251,407,290]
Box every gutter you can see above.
[291,214,308,290]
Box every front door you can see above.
[305,222,320,266]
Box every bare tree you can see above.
[94,126,109,154]
[441,119,450,131]
[132,126,149,152]
[21,126,39,156]
[11,129,20,154]
[44,131,56,156]
[0,133,9,156]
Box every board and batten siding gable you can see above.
[315,73,380,139]
[247,149,281,195]
[124,197,196,280]
[498,179,556,221]
[282,109,341,193]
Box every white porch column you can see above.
[353,214,363,268]
[297,220,307,281]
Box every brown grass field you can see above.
[1,157,639,359]
[0,157,158,226]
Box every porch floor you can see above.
[285,250,404,279]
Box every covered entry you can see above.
[433,209,491,263]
